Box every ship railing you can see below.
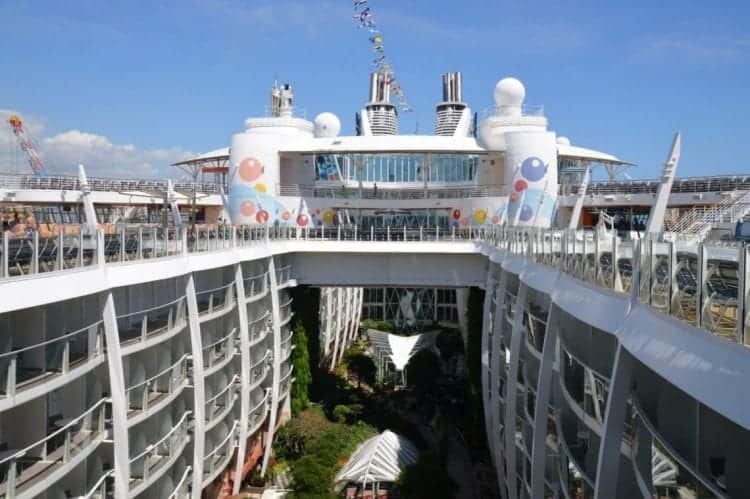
[278,298,294,325]
[249,351,271,386]
[188,225,234,253]
[279,366,294,398]
[482,104,545,118]
[0,172,218,194]
[0,398,108,497]
[195,281,235,317]
[280,331,295,361]
[203,327,237,371]
[277,183,509,199]
[124,354,190,415]
[116,296,187,347]
[205,374,240,424]
[248,312,271,345]
[248,390,270,433]
[0,320,105,399]
[103,225,183,262]
[202,420,238,486]
[166,466,192,499]
[129,411,191,483]
[243,271,268,299]
[493,226,750,348]
[80,469,115,499]
[275,265,293,286]
[562,174,750,196]
[1,227,97,278]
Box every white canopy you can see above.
[335,430,419,488]
[367,329,439,371]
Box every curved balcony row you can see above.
[0,398,108,499]
[196,281,236,321]
[248,390,270,435]
[118,296,188,356]
[126,353,190,427]
[129,411,191,498]
[244,271,268,302]
[205,374,240,431]
[202,420,238,488]
[203,327,238,375]
[0,319,105,410]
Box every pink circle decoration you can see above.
[281,211,290,221]
[491,215,500,224]
[460,217,469,227]
[296,214,309,226]
[514,179,528,192]
[255,210,270,224]
[238,158,263,182]
[240,201,256,217]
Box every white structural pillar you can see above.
[77,164,99,234]
[185,276,206,499]
[529,306,559,499]
[329,288,341,371]
[232,264,250,494]
[568,166,590,230]
[594,343,634,499]
[646,133,681,235]
[101,293,129,499]
[503,284,529,499]
[261,257,282,475]
[480,273,496,470]
[489,271,509,499]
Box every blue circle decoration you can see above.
[519,204,534,222]
[520,156,546,182]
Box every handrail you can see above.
[129,411,191,463]
[166,466,192,499]
[124,354,189,394]
[203,327,237,352]
[0,319,103,359]
[0,397,109,466]
[249,390,269,414]
[203,420,238,462]
[80,469,115,499]
[250,351,271,371]
[195,280,235,297]
[205,374,240,406]
[249,310,271,325]
[243,270,267,282]
[116,295,185,319]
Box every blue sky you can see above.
[1,0,749,178]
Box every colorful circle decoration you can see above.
[240,201,256,217]
[238,157,264,182]
[322,210,335,224]
[281,211,290,221]
[460,217,470,227]
[491,215,500,224]
[514,179,528,192]
[296,214,309,227]
[255,210,270,224]
[519,204,534,222]
[520,157,546,182]
[473,209,487,224]
[254,183,267,193]
[452,209,461,220]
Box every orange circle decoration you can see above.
[322,210,335,224]
[452,209,461,220]
[255,210,270,224]
[254,183,267,193]
[238,157,263,182]
[491,215,500,224]
[460,217,470,227]
[473,209,487,224]
[240,201,256,217]
[281,211,290,221]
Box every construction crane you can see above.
[8,114,46,175]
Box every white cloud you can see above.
[0,109,194,178]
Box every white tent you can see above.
[335,430,419,490]
[367,329,439,371]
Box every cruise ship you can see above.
[1,71,749,499]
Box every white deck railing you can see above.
[203,327,237,371]
[202,420,238,486]
[129,411,191,485]
[117,296,187,348]
[244,271,268,299]
[125,354,190,415]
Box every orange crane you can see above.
[8,114,46,175]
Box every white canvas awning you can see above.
[367,329,439,371]
[335,430,419,488]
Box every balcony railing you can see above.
[280,331,294,361]
[166,466,191,499]
[117,296,187,350]
[129,411,191,492]
[203,328,237,372]
[249,351,271,387]
[0,398,108,497]
[196,282,235,317]
[244,271,267,300]
[275,265,293,287]
[248,390,270,434]
[202,420,238,487]
[81,469,115,499]
[0,319,104,400]
[125,354,189,419]
[278,298,293,325]
[103,226,183,263]
[248,312,271,346]
[205,375,239,428]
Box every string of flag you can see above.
[352,0,412,112]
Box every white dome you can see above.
[314,112,341,138]
[556,136,571,146]
[494,77,526,108]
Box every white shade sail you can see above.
[335,430,419,488]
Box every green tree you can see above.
[291,320,312,415]
[396,451,457,499]
[346,352,376,389]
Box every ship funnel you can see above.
[361,72,398,136]
[435,72,470,136]
[270,81,294,117]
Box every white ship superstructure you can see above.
[0,73,749,499]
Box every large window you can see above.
[314,153,479,184]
